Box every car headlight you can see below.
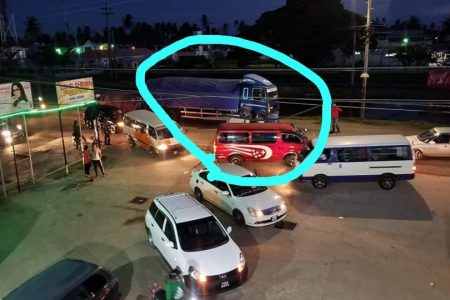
[280,200,286,211]
[189,267,207,283]
[247,207,263,218]
[16,124,22,130]
[117,121,124,127]
[157,144,168,151]
[238,253,246,273]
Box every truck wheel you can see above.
[414,149,423,160]
[229,154,243,165]
[284,154,296,167]
[312,175,328,189]
[379,174,396,190]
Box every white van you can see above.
[297,135,415,190]
[121,110,182,156]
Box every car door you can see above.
[152,210,167,252]
[250,132,278,161]
[281,132,303,156]
[197,171,218,205]
[212,180,233,214]
[429,134,450,157]
[161,218,181,269]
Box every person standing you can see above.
[103,122,111,146]
[82,145,92,177]
[331,103,343,133]
[92,143,106,177]
[164,269,185,300]
[72,120,81,150]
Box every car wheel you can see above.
[194,188,204,202]
[379,174,396,190]
[229,154,243,165]
[414,149,423,160]
[284,154,296,167]
[110,125,116,134]
[233,210,245,226]
[312,175,328,189]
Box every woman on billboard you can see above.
[11,82,29,107]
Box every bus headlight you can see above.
[157,144,168,151]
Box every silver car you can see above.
[406,127,450,159]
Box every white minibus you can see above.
[297,135,415,190]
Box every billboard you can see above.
[0,81,33,116]
[56,77,95,105]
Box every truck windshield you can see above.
[156,128,173,140]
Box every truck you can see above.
[146,73,279,121]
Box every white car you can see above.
[406,127,450,159]
[144,193,247,295]
[189,164,287,227]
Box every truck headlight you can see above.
[157,144,168,151]
[189,267,207,283]
[247,207,263,218]
[238,253,246,273]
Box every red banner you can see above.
[427,70,450,90]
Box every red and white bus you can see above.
[214,123,309,166]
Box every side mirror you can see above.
[222,190,230,196]
[226,226,232,234]
[165,241,175,249]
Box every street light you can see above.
[1,129,20,192]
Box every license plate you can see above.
[271,216,277,221]
[220,281,230,289]
[173,151,178,155]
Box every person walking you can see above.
[92,143,106,177]
[164,269,185,300]
[72,120,81,150]
[331,103,343,133]
[82,145,92,177]
[103,122,111,146]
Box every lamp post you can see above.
[2,130,20,193]
[361,0,373,120]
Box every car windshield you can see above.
[229,175,268,197]
[417,129,437,142]
[156,127,173,140]
[176,217,229,252]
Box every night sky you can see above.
[9,0,450,36]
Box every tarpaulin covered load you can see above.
[147,77,241,111]
[427,70,450,90]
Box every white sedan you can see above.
[406,127,450,159]
[189,164,287,227]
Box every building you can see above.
[80,47,153,68]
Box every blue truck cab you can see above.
[146,73,279,121]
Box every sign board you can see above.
[0,81,33,116]
[56,77,95,105]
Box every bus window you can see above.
[337,148,368,162]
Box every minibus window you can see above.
[337,148,368,162]
[282,133,302,143]
[218,132,249,144]
[369,146,409,161]
[148,127,157,139]
[156,128,173,139]
[252,132,277,144]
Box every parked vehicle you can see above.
[4,259,121,300]
[190,164,287,227]
[146,73,279,121]
[144,193,247,295]
[122,110,182,157]
[406,127,450,159]
[83,104,123,133]
[214,122,309,166]
[0,122,23,145]
[297,135,415,190]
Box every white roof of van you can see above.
[434,127,450,134]
[313,134,410,148]
[124,109,165,128]
[156,193,211,224]
[217,164,253,177]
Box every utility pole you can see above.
[101,2,113,68]
[360,0,372,119]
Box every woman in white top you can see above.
[92,143,106,177]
